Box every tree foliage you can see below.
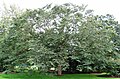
[0,3,120,75]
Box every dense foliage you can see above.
[0,3,120,76]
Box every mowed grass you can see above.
[0,73,119,79]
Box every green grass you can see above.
[0,73,119,79]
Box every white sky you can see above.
[0,0,120,22]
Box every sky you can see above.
[0,0,120,22]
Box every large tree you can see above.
[0,3,120,76]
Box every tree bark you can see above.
[58,65,62,76]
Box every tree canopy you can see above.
[0,3,120,76]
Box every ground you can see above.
[0,73,119,79]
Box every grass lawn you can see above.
[0,73,119,79]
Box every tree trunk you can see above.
[58,65,62,76]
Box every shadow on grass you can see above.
[0,73,101,79]
[0,73,67,79]
[0,73,44,79]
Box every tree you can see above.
[0,3,120,76]
[26,3,119,74]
